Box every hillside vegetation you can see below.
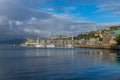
[77,26,120,40]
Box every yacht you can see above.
[35,44,45,48]
[65,44,73,48]
[46,44,55,48]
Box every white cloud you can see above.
[97,2,120,15]
[52,14,72,20]
[70,25,75,29]
[0,0,120,41]
[0,16,9,26]
[15,21,23,26]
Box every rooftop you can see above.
[110,30,120,34]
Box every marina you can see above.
[20,37,76,48]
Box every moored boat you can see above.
[46,44,55,48]
[65,44,73,48]
[35,44,45,48]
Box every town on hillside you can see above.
[20,26,120,49]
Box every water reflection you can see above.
[24,49,118,64]
[115,51,120,65]
[0,46,120,80]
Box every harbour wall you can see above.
[74,45,120,50]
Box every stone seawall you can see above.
[74,45,120,50]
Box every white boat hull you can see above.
[46,44,55,48]
[35,44,45,48]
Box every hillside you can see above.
[77,26,120,40]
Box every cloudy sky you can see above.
[0,0,120,40]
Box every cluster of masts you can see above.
[20,37,74,48]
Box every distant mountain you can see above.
[0,39,25,44]
[1,26,120,44]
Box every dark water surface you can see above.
[0,45,120,80]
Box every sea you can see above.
[0,44,120,80]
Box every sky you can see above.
[0,0,120,40]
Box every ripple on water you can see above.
[0,46,120,80]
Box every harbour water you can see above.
[0,45,120,80]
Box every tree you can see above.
[115,35,120,45]
[99,37,103,41]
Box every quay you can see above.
[74,45,120,50]
[20,37,120,50]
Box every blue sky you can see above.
[0,0,120,40]
[32,0,120,22]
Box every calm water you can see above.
[0,45,120,80]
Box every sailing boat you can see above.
[65,36,73,48]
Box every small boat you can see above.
[65,44,73,48]
[10,45,18,47]
[46,44,55,48]
[35,44,45,48]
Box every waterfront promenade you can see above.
[20,38,120,50]
[74,45,120,50]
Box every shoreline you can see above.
[74,45,120,50]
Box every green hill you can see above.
[77,26,120,40]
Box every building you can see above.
[102,30,120,45]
